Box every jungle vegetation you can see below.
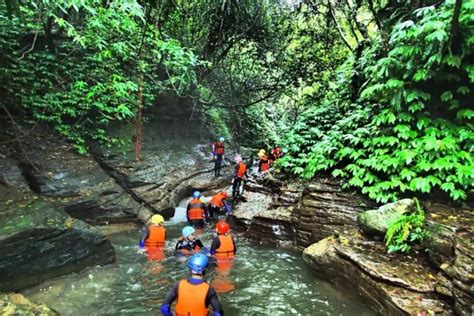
[1,0,472,204]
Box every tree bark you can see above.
[328,2,353,51]
[135,66,144,161]
[450,0,463,53]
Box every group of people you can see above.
[139,195,237,315]
[138,137,285,315]
[257,146,285,172]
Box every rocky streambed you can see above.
[1,119,472,315]
[232,173,473,316]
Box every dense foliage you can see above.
[384,198,428,253]
[279,1,474,203]
[1,1,472,204]
[1,0,199,154]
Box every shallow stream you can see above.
[23,207,375,315]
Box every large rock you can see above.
[422,202,474,316]
[303,231,453,315]
[8,129,148,225]
[231,173,304,248]
[0,293,58,315]
[293,179,375,250]
[0,198,115,292]
[357,198,415,236]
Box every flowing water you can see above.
[23,207,375,315]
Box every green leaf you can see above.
[456,109,474,120]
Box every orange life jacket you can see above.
[144,225,166,248]
[260,156,269,171]
[188,198,205,220]
[175,279,210,316]
[236,162,247,178]
[210,194,226,208]
[215,234,235,259]
[214,141,224,155]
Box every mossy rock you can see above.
[357,199,415,236]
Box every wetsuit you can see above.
[212,141,225,177]
[175,238,205,252]
[160,278,223,315]
[232,162,248,198]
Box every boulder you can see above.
[357,198,415,236]
[0,198,115,292]
[303,231,453,315]
[0,293,58,315]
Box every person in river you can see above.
[232,154,248,199]
[208,191,232,219]
[160,253,223,316]
[210,221,236,259]
[210,221,237,293]
[212,136,225,177]
[186,191,209,228]
[139,214,166,261]
[175,226,205,256]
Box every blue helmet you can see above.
[192,191,201,199]
[188,253,209,274]
[219,136,224,142]
[182,226,195,238]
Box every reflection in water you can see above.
[23,221,375,315]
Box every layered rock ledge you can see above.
[0,197,115,292]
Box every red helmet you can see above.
[216,221,230,234]
[220,191,228,198]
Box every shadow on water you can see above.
[22,206,375,316]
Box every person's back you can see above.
[187,191,208,227]
[140,214,166,249]
[232,155,247,198]
[160,253,223,316]
[212,137,225,177]
[211,221,236,259]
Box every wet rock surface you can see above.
[303,232,453,315]
[0,293,58,315]
[0,197,115,292]
[423,202,474,316]
[6,129,147,225]
[232,172,304,248]
[293,179,376,250]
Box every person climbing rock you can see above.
[208,191,232,219]
[175,226,205,255]
[186,191,208,228]
[270,146,283,163]
[160,253,224,316]
[210,221,236,259]
[258,149,270,172]
[232,155,248,199]
[212,137,225,177]
[139,214,166,261]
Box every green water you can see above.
[23,218,375,315]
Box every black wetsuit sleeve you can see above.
[210,237,220,254]
[206,286,223,314]
[161,282,179,307]
[195,239,205,249]
[175,239,183,250]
